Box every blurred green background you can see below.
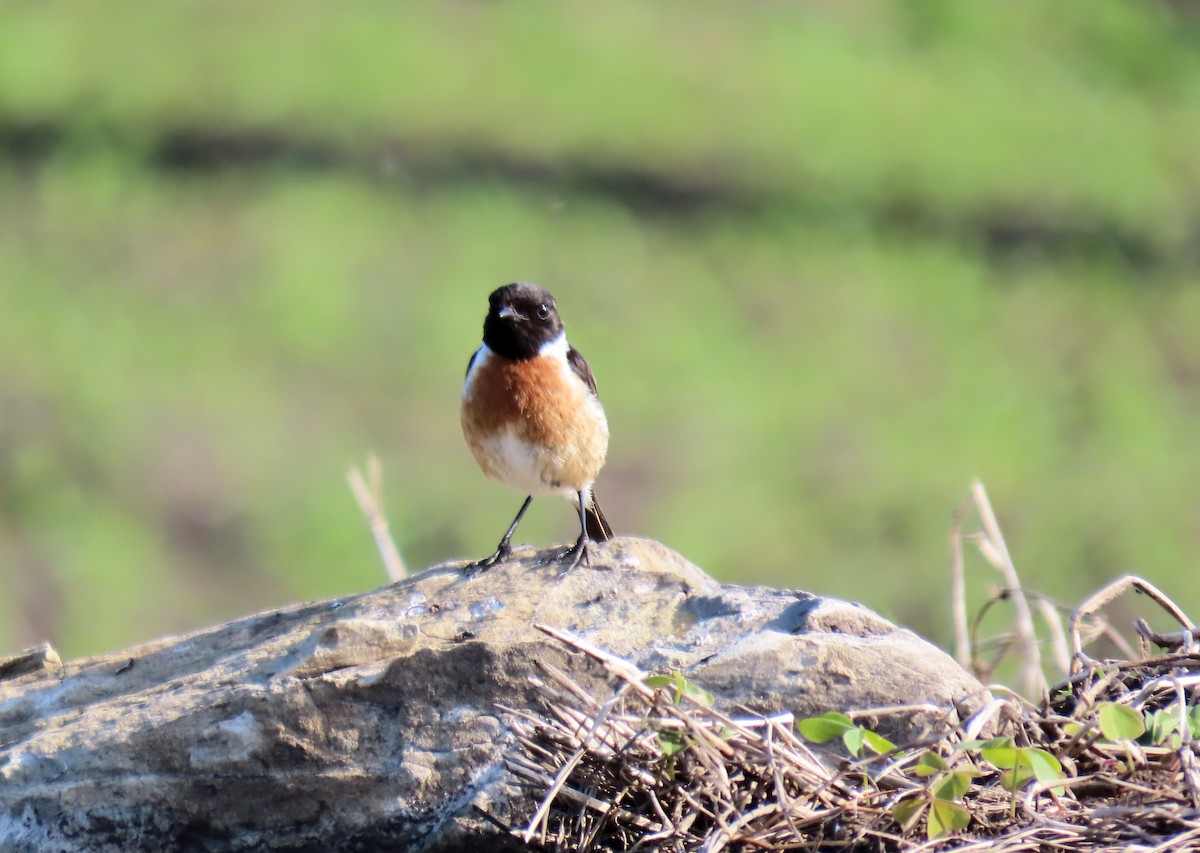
[2,1,1199,661]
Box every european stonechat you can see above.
[461,283,613,570]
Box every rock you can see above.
[0,643,61,682]
[0,538,985,852]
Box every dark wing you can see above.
[567,346,599,396]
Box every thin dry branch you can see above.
[1135,621,1200,654]
[967,480,1045,698]
[1034,596,1072,676]
[509,578,1200,852]
[346,454,407,581]
[950,506,971,671]
[1070,574,1195,671]
[504,483,1199,850]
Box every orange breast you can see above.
[461,350,608,496]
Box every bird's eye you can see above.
[536,304,551,320]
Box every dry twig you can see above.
[508,588,1200,851]
[346,454,407,581]
[964,481,1045,699]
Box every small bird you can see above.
[461,283,613,570]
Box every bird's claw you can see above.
[463,542,513,575]
[558,535,590,573]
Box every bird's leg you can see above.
[560,491,591,571]
[466,496,532,573]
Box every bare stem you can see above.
[347,454,407,581]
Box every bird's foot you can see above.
[463,541,513,575]
[558,534,590,573]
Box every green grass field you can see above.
[2,1,1199,662]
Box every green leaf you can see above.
[955,760,983,779]
[1026,748,1062,779]
[892,796,926,831]
[981,744,1018,769]
[1143,709,1174,745]
[658,730,689,756]
[643,671,713,708]
[1062,721,1084,738]
[673,671,687,704]
[1026,748,1064,794]
[915,750,949,776]
[798,712,855,744]
[842,726,866,757]
[1097,702,1145,742]
[928,799,970,838]
[932,771,972,801]
[679,680,714,708]
[962,736,1011,752]
[862,729,896,755]
[1000,766,1034,792]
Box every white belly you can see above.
[478,429,581,499]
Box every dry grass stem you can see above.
[950,508,971,671]
[492,482,1200,849]
[346,454,407,581]
[966,481,1045,698]
[504,533,1200,850]
[1070,575,1196,670]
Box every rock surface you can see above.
[0,538,985,852]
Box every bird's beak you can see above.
[497,306,523,321]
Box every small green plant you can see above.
[798,711,895,758]
[892,750,979,839]
[893,736,1065,837]
[1075,701,1200,750]
[1142,703,1200,748]
[1095,701,1146,742]
[643,671,714,708]
[642,672,716,777]
[964,736,1065,797]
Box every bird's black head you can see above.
[482,282,565,360]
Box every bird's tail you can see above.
[584,493,614,542]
